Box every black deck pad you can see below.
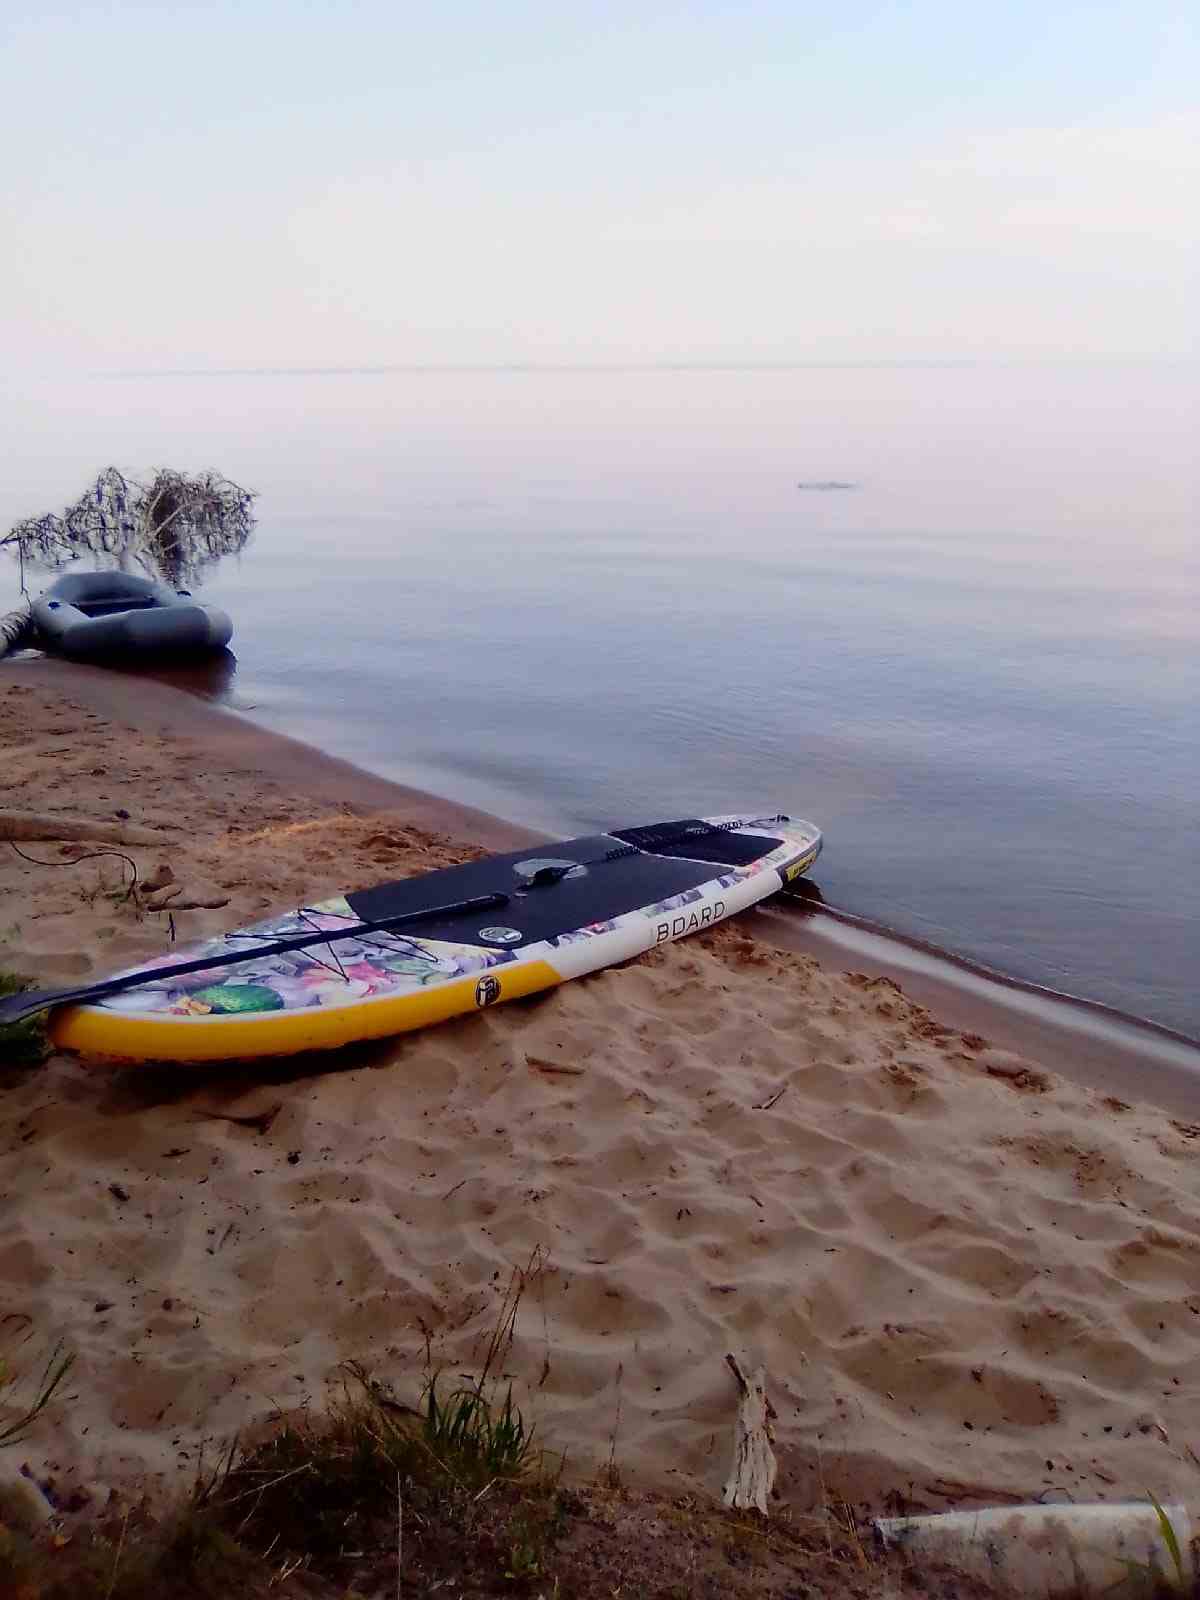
[346,833,748,947]
[611,819,784,866]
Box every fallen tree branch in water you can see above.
[2,466,256,587]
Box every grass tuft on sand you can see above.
[0,1356,1038,1600]
[0,972,49,1072]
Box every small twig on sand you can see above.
[816,1440,831,1553]
[401,1472,412,1600]
[147,891,231,912]
[103,1507,130,1600]
[218,1461,315,1516]
[526,1054,585,1076]
[604,1361,624,1487]
[752,1085,787,1111]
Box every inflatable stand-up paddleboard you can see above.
[35,814,821,1063]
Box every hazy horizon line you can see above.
[86,355,1195,380]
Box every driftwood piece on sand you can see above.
[0,811,165,847]
[723,1353,778,1514]
[144,888,230,912]
[0,605,33,655]
[137,864,231,912]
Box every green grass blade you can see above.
[0,1339,74,1446]
[1147,1490,1185,1587]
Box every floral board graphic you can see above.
[643,886,705,918]
[547,916,622,948]
[100,896,517,1017]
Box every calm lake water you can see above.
[1,365,1196,1034]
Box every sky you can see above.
[1,0,1196,370]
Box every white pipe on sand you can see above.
[875,1501,1192,1597]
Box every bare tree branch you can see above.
[2,467,256,587]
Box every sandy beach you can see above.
[3,658,1200,1523]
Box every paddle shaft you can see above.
[0,891,510,1025]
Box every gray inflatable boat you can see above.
[32,572,233,660]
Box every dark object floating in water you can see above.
[796,480,859,491]
[31,571,233,660]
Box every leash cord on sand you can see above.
[8,840,141,902]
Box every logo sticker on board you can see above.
[478,926,523,945]
[475,976,502,1008]
[784,852,816,882]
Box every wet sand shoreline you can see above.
[7,652,1196,1115]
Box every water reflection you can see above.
[107,646,240,704]
[778,879,826,914]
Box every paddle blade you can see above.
[0,987,71,1027]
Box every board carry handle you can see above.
[0,891,511,1027]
